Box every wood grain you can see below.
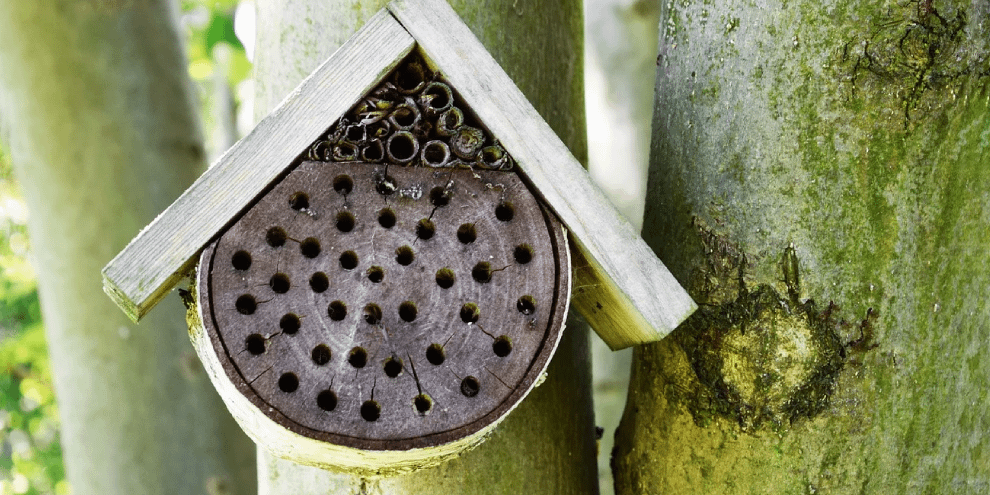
[388,0,697,348]
[102,10,415,322]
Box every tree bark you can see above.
[251,1,598,493]
[615,0,990,492]
[0,2,256,494]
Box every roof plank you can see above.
[388,0,696,348]
[102,10,415,322]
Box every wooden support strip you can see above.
[388,0,696,348]
[102,10,415,322]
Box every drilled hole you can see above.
[336,211,355,232]
[300,237,321,258]
[328,301,347,321]
[363,303,382,324]
[311,344,331,365]
[235,295,256,315]
[384,357,403,378]
[472,262,493,283]
[378,208,397,228]
[266,227,287,247]
[436,268,456,289]
[517,295,536,315]
[245,334,265,355]
[231,250,252,270]
[395,245,415,266]
[495,202,515,222]
[514,244,534,264]
[278,373,299,393]
[416,218,435,240]
[461,376,480,397]
[460,303,480,324]
[339,251,358,270]
[333,175,353,195]
[376,174,397,196]
[399,301,418,322]
[457,223,477,244]
[289,192,309,210]
[279,313,300,334]
[430,186,452,207]
[309,272,329,293]
[317,390,337,411]
[361,400,381,422]
[414,394,432,415]
[426,344,445,365]
[367,266,384,283]
[493,336,512,357]
[348,347,367,368]
[269,273,290,294]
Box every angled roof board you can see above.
[101,0,696,350]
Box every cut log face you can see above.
[194,56,570,465]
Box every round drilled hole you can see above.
[269,273,290,294]
[495,202,514,222]
[336,211,356,232]
[300,237,321,258]
[457,223,477,244]
[472,262,493,283]
[279,313,300,334]
[311,344,331,365]
[266,227,287,247]
[399,301,418,322]
[310,272,329,293]
[414,394,432,415]
[367,266,384,283]
[378,208,397,228]
[435,268,455,289]
[363,303,382,324]
[395,245,415,266]
[514,244,534,264]
[430,186,452,207]
[235,294,256,315]
[426,344,445,365]
[328,301,347,321]
[460,303,480,324]
[416,218,435,240]
[361,400,381,422]
[245,334,265,355]
[317,390,338,412]
[461,376,480,397]
[333,175,353,194]
[289,192,309,210]
[339,250,358,270]
[231,250,252,270]
[493,336,512,357]
[348,347,368,368]
[384,357,403,378]
[278,373,299,393]
[376,174,397,196]
[517,295,536,315]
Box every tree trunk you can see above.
[614,0,990,492]
[251,1,597,494]
[0,2,256,494]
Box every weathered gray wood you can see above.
[388,0,697,349]
[102,10,414,322]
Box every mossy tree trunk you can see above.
[251,1,598,494]
[0,1,256,494]
[614,0,990,492]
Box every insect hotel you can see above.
[102,0,696,475]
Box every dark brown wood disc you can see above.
[198,160,568,451]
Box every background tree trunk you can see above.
[251,1,598,493]
[0,2,256,494]
[615,0,990,492]
[583,1,661,493]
